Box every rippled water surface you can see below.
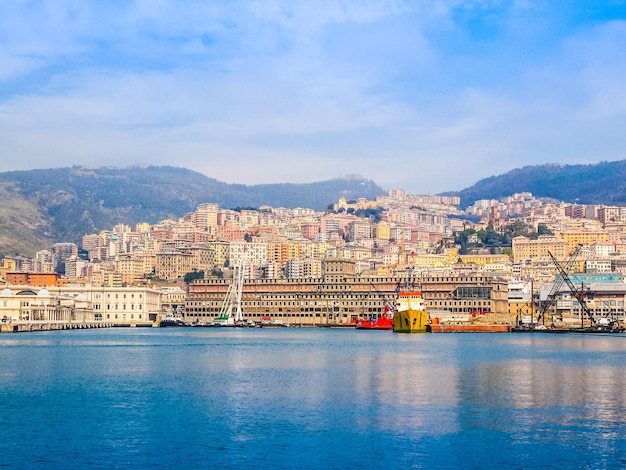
[1,328,626,469]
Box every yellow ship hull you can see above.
[393,309,429,333]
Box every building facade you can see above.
[185,260,510,326]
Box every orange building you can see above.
[5,272,68,287]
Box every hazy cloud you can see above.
[1,1,625,192]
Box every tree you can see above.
[537,223,553,236]
[183,270,205,284]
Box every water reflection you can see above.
[1,329,626,468]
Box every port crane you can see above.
[547,249,596,327]
[531,246,583,326]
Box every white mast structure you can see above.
[214,248,247,326]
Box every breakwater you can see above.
[1,320,120,333]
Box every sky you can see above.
[1,1,626,194]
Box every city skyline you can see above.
[1,1,625,193]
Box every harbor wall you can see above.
[1,320,130,333]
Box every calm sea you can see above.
[1,328,625,469]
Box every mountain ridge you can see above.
[0,165,385,257]
[446,160,626,208]
[2,159,626,258]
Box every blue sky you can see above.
[1,1,625,194]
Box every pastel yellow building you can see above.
[459,254,511,266]
[512,235,569,264]
[374,222,391,240]
[554,229,609,253]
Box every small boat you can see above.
[356,304,394,330]
[159,313,186,327]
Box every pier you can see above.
[1,320,120,333]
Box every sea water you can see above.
[1,328,625,469]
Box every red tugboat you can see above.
[355,302,395,330]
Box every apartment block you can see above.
[512,235,569,264]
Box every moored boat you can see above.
[356,304,394,330]
[429,323,510,333]
[393,290,428,333]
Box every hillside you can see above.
[450,160,626,208]
[4,159,626,258]
[0,166,385,257]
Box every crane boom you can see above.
[547,250,596,326]
[536,245,582,325]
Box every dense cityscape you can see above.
[2,188,626,330]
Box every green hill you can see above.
[0,165,385,257]
[447,160,626,208]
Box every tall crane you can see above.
[547,249,596,327]
[534,245,583,325]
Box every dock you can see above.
[1,320,118,333]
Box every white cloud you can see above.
[0,1,625,193]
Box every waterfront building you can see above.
[160,286,187,318]
[185,260,510,326]
[507,280,534,317]
[35,285,162,326]
[0,287,95,323]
